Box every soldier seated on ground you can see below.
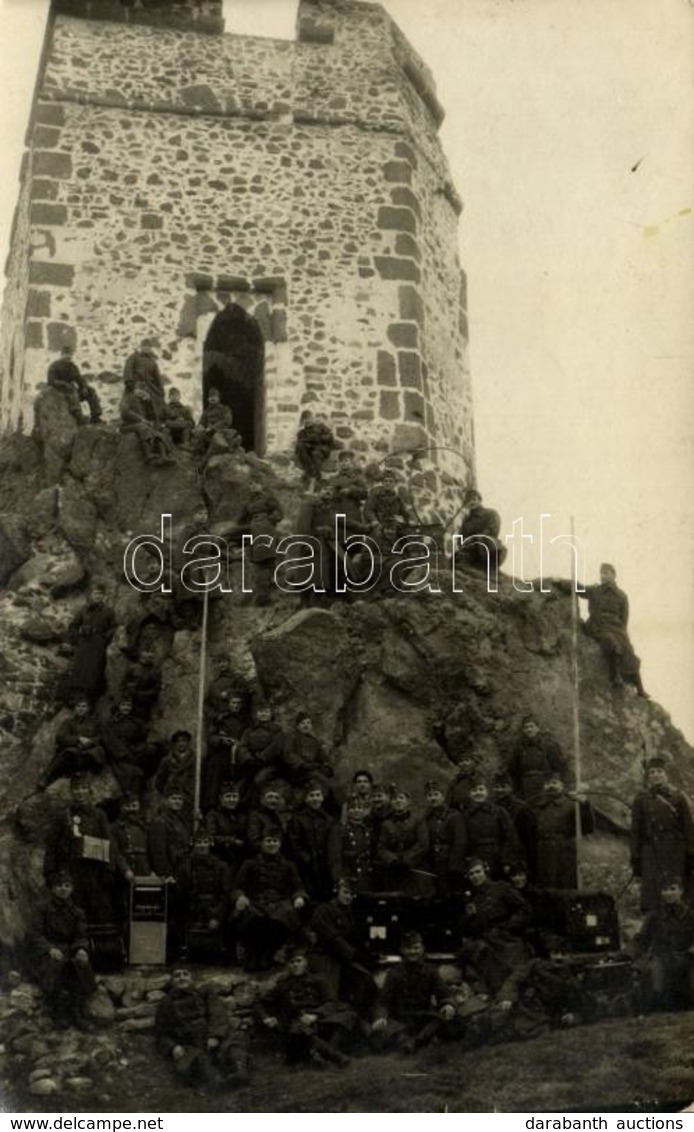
[259,945,354,1066]
[196,387,242,463]
[155,966,249,1088]
[30,871,97,1030]
[632,876,694,1012]
[459,858,531,996]
[162,387,195,448]
[47,344,102,425]
[456,487,507,576]
[494,956,584,1041]
[363,468,410,536]
[370,931,456,1053]
[38,698,107,792]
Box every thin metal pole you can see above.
[569,516,583,888]
[193,587,209,832]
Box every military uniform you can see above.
[30,889,96,1025]
[233,852,306,968]
[373,958,453,1049]
[294,419,338,482]
[508,731,566,804]
[260,966,353,1063]
[61,599,115,703]
[462,798,521,879]
[458,503,507,571]
[635,897,694,1010]
[155,982,241,1085]
[39,710,107,790]
[205,805,247,877]
[534,794,577,889]
[147,808,190,879]
[123,349,165,422]
[461,878,530,993]
[327,819,374,893]
[43,802,119,926]
[236,721,286,792]
[378,810,430,895]
[311,897,377,1011]
[631,786,694,912]
[578,579,642,686]
[422,803,466,892]
[286,804,336,900]
[47,353,102,424]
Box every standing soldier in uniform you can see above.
[631,758,694,912]
[533,774,580,890]
[507,715,567,805]
[462,778,521,880]
[421,781,466,894]
[47,344,102,425]
[328,795,375,893]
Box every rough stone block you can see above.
[26,290,51,319]
[25,320,44,348]
[140,213,163,230]
[30,203,68,227]
[398,351,422,388]
[398,285,425,326]
[404,390,425,423]
[30,179,59,202]
[391,187,422,220]
[271,309,288,342]
[383,160,412,184]
[377,351,397,386]
[34,103,65,127]
[377,206,417,235]
[181,84,222,112]
[380,390,400,420]
[388,323,419,349]
[375,257,421,283]
[395,233,421,262]
[394,141,418,169]
[393,422,427,451]
[33,151,72,179]
[32,126,61,149]
[186,272,214,291]
[29,262,74,287]
[47,322,77,352]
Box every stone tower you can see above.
[1,0,473,508]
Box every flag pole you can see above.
[569,515,583,888]
[193,586,209,832]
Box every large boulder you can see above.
[32,387,79,483]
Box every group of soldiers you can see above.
[27,343,680,1087]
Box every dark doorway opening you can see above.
[202,303,265,452]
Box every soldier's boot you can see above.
[312,1036,350,1066]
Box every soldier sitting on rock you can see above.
[279,712,336,805]
[205,782,248,878]
[30,871,97,1030]
[123,339,165,423]
[162,387,195,449]
[259,944,354,1066]
[236,480,284,607]
[236,702,286,797]
[286,782,337,902]
[155,965,247,1088]
[233,831,307,972]
[38,698,107,792]
[119,375,175,466]
[456,487,507,576]
[294,409,339,486]
[363,468,411,536]
[196,387,242,465]
[47,344,102,426]
[370,931,456,1053]
[632,875,694,1012]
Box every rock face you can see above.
[0,420,691,944]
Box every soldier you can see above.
[459,858,530,995]
[259,946,353,1066]
[246,783,286,853]
[492,772,537,878]
[111,794,153,878]
[507,715,567,805]
[533,774,579,890]
[456,487,507,575]
[421,781,466,894]
[630,757,694,912]
[368,783,393,844]
[279,712,336,801]
[204,782,248,878]
[574,563,647,696]
[310,877,377,1014]
[371,931,455,1053]
[119,376,174,465]
[123,339,165,423]
[331,449,368,527]
[236,480,284,607]
[162,387,195,448]
[363,468,410,535]
[202,690,248,810]
[102,697,148,797]
[286,782,336,901]
[30,872,97,1030]
[633,876,694,1011]
[327,795,375,894]
[147,788,191,882]
[43,775,121,928]
[236,702,286,795]
[446,754,481,813]
[154,730,196,807]
[294,409,339,485]
[495,956,584,1040]
[60,583,116,704]
[462,778,521,880]
[175,829,231,953]
[38,699,107,791]
[47,344,102,425]
[233,832,307,972]
[122,646,162,721]
[196,387,243,464]
[155,966,246,1088]
[377,787,430,896]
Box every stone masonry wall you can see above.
[1,0,474,515]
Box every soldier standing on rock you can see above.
[60,582,116,705]
[630,757,694,912]
[294,409,339,486]
[576,563,648,697]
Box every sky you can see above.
[0,0,692,738]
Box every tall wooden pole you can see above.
[569,516,583,888]
[193,587,209,832]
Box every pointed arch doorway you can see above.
[202,303,265,452]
